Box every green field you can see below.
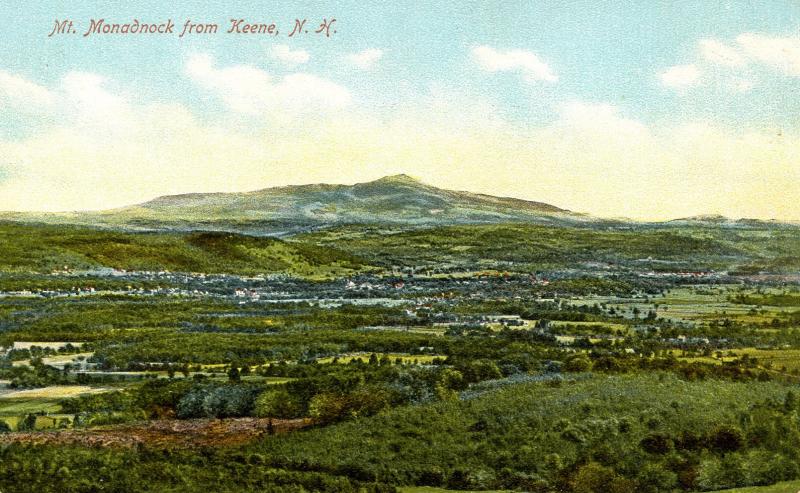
[315,353,444,364]
[399,488,509,493]
[399,481,800,493]
[0,385,110,430]
[712,480,800,492]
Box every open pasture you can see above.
[0,385,109,400]
[315,352,445,364]
[12,351,94,369]
[711,479,800,492]
[11,341,85,350]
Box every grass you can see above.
[0,385,113,430]
[570,286,797,326]
[399,488,509,493]
[0,414,74,431]
[711,479,800,492]
[680,348,800,374]
[315,353,444,364]
[729,348,800,373]
[11,341,85,350]
[0,397,62,415]
[12,352,93,368]
[0,385,110,400]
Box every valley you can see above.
[0,177,799,492]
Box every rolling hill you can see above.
[0,223,369,278]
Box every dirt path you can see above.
[0,417,310,448]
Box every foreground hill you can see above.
[1,373,794,492]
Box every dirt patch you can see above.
[0,417,310,448]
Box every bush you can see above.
[17,413,38,431]
[709,425,744,453]
[640,433,673,454]
[308,392,348,424]
[636,462,677,493]
[254,388,303,419]
[563,354,592,372]
[176,385,257,419]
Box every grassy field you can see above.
[0,396,62,415]
[11,341,85,350]
[0,385,114,430]
[12,352,93,368]
[315,353,445,364]
[399,488,509,493]
[712,480,800,492]
[570,286,799,326]
[399,481,800,493]
[725,348,800,373]
[0,385,109,400]
[0,386,110,430]
[679,347,800,374]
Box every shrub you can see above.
[254,388,303,419]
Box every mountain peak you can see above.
[369,174,424,186]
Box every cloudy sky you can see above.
[0,0,798,220]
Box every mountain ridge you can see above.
[1,175,797,234]
[89,174,587,234]
[133,174,566,214]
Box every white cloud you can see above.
[61,71,132,126]
[736,33,800,76]
[471,45,557,83]
[270,44,310,64]
[346,49,383,70]
[186,53,350,114]
[0,70,799,221]
[659,64,701,89]
[0,69,135,136]
[274,73,351,107]
[699,39,745,67]
[0,71,53,107]
[556,101,649,137]
[660,34,800,93]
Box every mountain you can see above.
[4,175,798,235]
[18,174,599,235]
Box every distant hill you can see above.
[1,218,798,277]
[0,175,601,235]
[666,214,796,228]
[0,223,369,278]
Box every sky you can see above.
[0,0,798,220]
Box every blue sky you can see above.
[0,1,798,219]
